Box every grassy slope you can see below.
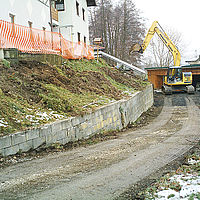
[0,58,148,136]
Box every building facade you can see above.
[55,0,96,44]
[0,0,51,31]
[0,0,96,44]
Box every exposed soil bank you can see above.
[0,59,148,136]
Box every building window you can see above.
[77,32,81,43]
[84,36,86,44]
[82,8,85,21]
[55,0,65,11]
[76,1,79,16]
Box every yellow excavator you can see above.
[130,21,194,94]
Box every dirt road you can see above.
[0,93,200,200]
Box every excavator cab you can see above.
[167,67,183,83]
[163,66,194,94]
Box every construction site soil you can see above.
[0,92,162,169]
[0,92,199,200]
[1,60,144,102]
[1,59,199,200]
[0,59,147,135]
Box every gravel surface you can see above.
[0,92,200,200]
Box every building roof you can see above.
[86,0,96,6]
[186,55,200,64]
[145,64,200,70]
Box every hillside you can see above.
[0,58,148,136]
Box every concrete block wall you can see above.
[1,48,65,66]
[0,85,153,156]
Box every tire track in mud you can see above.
[0,94,200,200]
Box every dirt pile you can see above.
[0,58,148,135]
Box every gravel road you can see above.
[0,93,200,200]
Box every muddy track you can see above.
[0,93,200,200]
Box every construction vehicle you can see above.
[130,21,195,94]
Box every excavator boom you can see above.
[130,21,181,66]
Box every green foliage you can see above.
[0,59,10,68]
[167,194,175,199]
[40,84,112,114]
[0,58,148,136]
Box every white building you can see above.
[0,0,51,31]
[0,0,96,44]
[56,0,96,44]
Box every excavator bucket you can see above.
[129,43,142,54]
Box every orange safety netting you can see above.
[0,19,94,60]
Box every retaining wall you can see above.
[0,85,153,156]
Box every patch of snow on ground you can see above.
[188,158,200,165]
[25,111,65,124]
[155,170,200,200]
[0,119,8,127]
[151,156,200,200]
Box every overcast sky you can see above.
[116,0,200,63]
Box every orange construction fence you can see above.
[0,19,94,60]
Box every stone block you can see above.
[11,132,26,145]
[3,145,20,156]
[77,116,85,124]
[26,129,39,141]
[61,119,72,130]
[85,127,92,137]
[83,113,92,121]
[0,49,4,59]
[71,117,81,126]
[0,84,153,156]
[40,125,52,137]
[80,122,88,131]
[68,127,75,137]
[0,136,11,149]
[68,128,77,141]
[3,49,19,65]
[45,134,57,145]
[54,130,66,141]
[32,137,45,149]
[91,117,97,125]
[51,121,62,133]
[59,137,70,145]
[102,112,109,120]
[19,140,33,152]
[101,105,113,114]
[113,116,118,123]
[94,110,101,117]
[91,125,98,134]
[75,131,85,140]
[74,126,80,136]
[96,123,101,130]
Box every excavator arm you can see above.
[130,21,181,66]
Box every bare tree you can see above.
[89,0,145,66]
[142,28,184,68]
